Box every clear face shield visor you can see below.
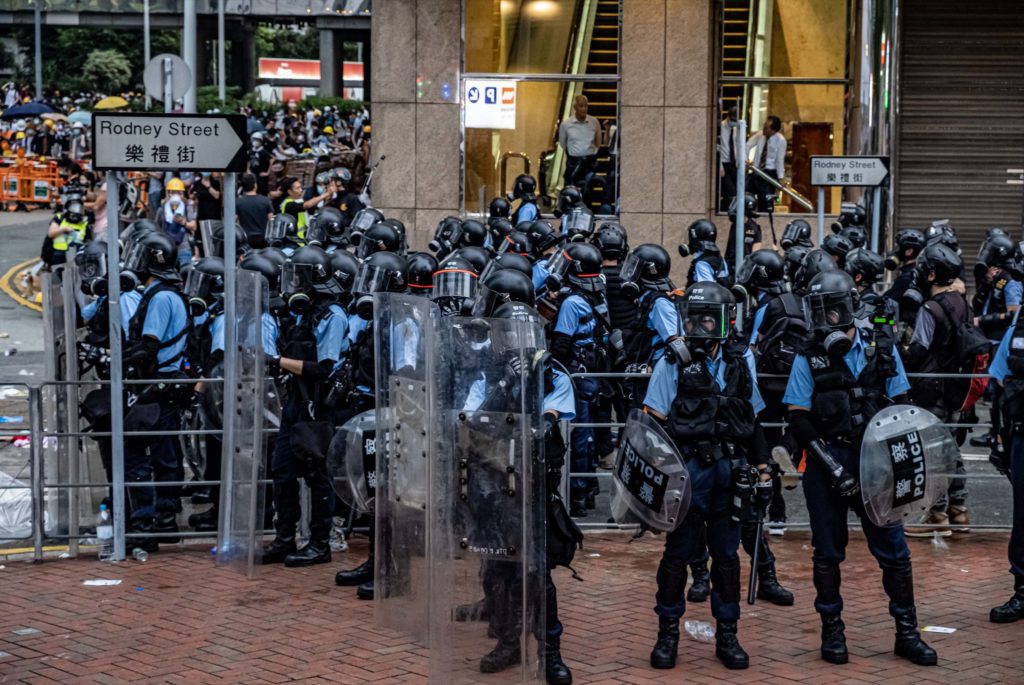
[807,291,856,332]
[679,301,732,340]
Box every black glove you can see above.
[543,412,558,441]
[505,355,525,383]
[267,355,281,374]
[752,476,773,512]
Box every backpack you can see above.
[923,296,990,413]
[755,293,809,379]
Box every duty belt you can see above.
[679,440,734,465]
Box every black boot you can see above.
[544,636,573,685]
[455,598,489,622]
[284,539,331,567]
[335,557,374,586]
[187,507,218,532]
[757,563,795,606]
[128,519,160,554]
[990,577,1024,623]
[649,616,679,669]
[262,535,296,564]
[479,639,521,674]
[154,513,180,544]
[714,621,749,670]
[820,614,848,664]
[883,568,937,666]
[570,498,586,518]
[356,580,374,600]
[687,560,710,602]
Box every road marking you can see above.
[0,258,42,313]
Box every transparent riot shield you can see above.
[216,270,268,576]
[373,293,443,643]
[610,409,692,532]
[328,409,376,514]
[199,220,223,258]
[429,316,546,684]
[860,404,958,528]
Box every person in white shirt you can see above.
[558,95,603,188]
[746,115,786,212]
[718,106,740,210]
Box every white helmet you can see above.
[251,131,265,142]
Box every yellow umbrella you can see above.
[94,96,129,110]
[41,112,68,122]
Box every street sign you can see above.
[143,53,192,102]
[811,155,890,187]
[92,113,247,172]
[464,79,517,130]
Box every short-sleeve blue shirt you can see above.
[544,368,576,420]
[140,283,189,372]
[554,294,596,346]
[989,323,1019,383]
[783,331,912,409]
[532,260,550,294]
[641,292,680,361]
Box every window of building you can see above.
[716,0,850,215]
[462,0,621,215]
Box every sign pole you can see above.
[144,0,151,110]
[870,186,882,253]
[818,187,825,244]
[163,57,173,114]
[217,0,226,103]
[105,175,127,562]
[221,173,237,525]
[734,119,747,279]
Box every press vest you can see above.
[280,197,308,237]
[53,218,88,252]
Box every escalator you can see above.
[719,0,753,114]
[577,0,620,210]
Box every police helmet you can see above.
[977,231,1016,270]
[429,216,464,257]
[592,221,629,261]
[822,233,854,265]
[356,222,402,259]
[265,213,299,248]
[916,243,963,287]
[472,270,539,318]
[312,207,346,246]
[526,219,561,257]
[478,252,533,284]
[347,207,386,246]
[406,251,439,293]
[838,224,867,249]
[354,251,408,295]
[460,219,489,248]
[123,231,181,282]
[556,186,583,217]
[736,248,786,295]
[432,256,480,316]
[728,192,758,220]
[283,246,341,314]
[835,202,867,228]
[805,269,858,337]
[62,199,86,224]
[544,242,604,293]
[679,281,736,342]
[794,248,838,294]
[330,250,362,295]
[184,257,225,315]
[681,219,718,257]
[496,229,533,258]
[449,246,491,275]
[211,223,250,259]
[489,196,511,219]
[843,247,885,288]
[76,239,109,296]
[563,207,596,242]
[488,217,514,244]
[783,245,810,284]
[381,218,408,254]
[926,221,960,254]
[240,253,281,295]
[780,219,813,250]
[619,244,673,298]
[510,174,537,201]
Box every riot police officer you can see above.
[821,233,853,270]
[265,213,302,255]
[724,194,762,268]
[509,174,540,224]
[527,220,563,294]
[884,228,927,326]
[642,281,772,671]
[120,232,191,551]
[680,220,728,286]
[263,246,348,567]
[555,185,595,242]
[783,269,937,666]
[545,243,609,516]
[901,243,972,536]
[780,218,814,251]
[406,252,439,297]
[988,303,1024,623]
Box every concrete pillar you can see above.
[319,29,338,98]
[240,21,256,94]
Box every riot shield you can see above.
[373,293,443,643]
[860,404,958,528]
[610,409,691,532]
[216,270,268,576]
[428,315,546,683]
[327,409,377,514]
[199,220,223,259]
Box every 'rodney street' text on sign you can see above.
[92,113,247,173]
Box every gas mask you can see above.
[883,250,902,272]
[807,290,856,359]
[617,252,644,300]
[820,329,853,358]
[281,262,315,315]
[120,270,142,293]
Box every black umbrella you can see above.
[1,102,56,120]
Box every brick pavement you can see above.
[0,531,1021,684]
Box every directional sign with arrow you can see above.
[92,112,248,173]
[810,155,890,187]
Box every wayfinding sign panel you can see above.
[464,79,517,129]
[92,113,247,172]
[811,155,890,187]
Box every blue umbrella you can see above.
[246,117,266,134]
[69,110,92,126]
[1,101,56,120]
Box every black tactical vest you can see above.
[602,263,641,333]
[1001,318,1024,428]
[664,343,755,452]
[805,337,895,440]
[686,252,727,289]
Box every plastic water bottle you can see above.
[96,504,114,561]
[684,619,716,643]
[132,547,149,563]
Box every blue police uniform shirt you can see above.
[544,368,576,420]
[81,291,142,335]
[643,347,765,417]
[554,294,596,347]
[297,303,349,369]
[210,312,279,358]
[989,317,1021,383]
[983,279,1023,315]
[783,330,911,409]
[532,260,550,294]
[748,293,770,345]
[140,282,189,372]
[517,202,539,223]
[693,251,729,283]
[640,291,680,361]
[347,312,368,345]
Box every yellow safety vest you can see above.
[53,219,88,252]
[281,197,308,239]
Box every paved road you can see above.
[0,210,50,380]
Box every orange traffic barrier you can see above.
[0,159,62,210]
